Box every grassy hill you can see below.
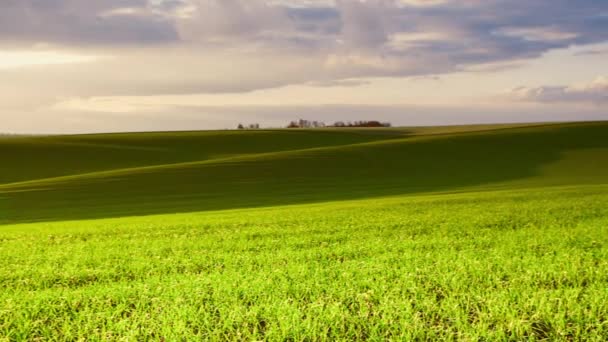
[1,182,607,340]
[0,129,404,184]
[0,123,537,185]
[1,121,607,224]
[1,121,608,340]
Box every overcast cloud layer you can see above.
[0,0,607,133]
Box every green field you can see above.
[1,122,608,340]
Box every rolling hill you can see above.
[1,121,607,224]
[2,121,608,340]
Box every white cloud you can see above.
[387,32,450,51]
[507,76,608,104]
[0,50,103,69]
[495,27,579,42]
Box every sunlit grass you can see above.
[1,187,607,340]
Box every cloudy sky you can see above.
[1,0,607,133]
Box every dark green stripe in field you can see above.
[1,122,607,224]
[0,129,406,185]
[0,123,536,185]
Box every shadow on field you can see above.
[2,122,608,224]
[0,129,405,184]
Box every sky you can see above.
[1,0,607,134]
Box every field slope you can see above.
[1,121,607,340]
[1,121,607,223]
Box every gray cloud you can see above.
[0,0,607,95]
[336,0,394,50]
[0,0,179,46]
[175,0,608,80]
[2,0,606,54]
[177,0,291,44]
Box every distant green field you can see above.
[1,121,608,224]
[1,121,607,340]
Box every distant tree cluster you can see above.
[237,123,260,130]
[236,119,392,130]
[286,119,391,128]
[286,119,326,128]
[332,121,392,128]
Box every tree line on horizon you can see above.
[287,119,392,128]
[237,119,392,130]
